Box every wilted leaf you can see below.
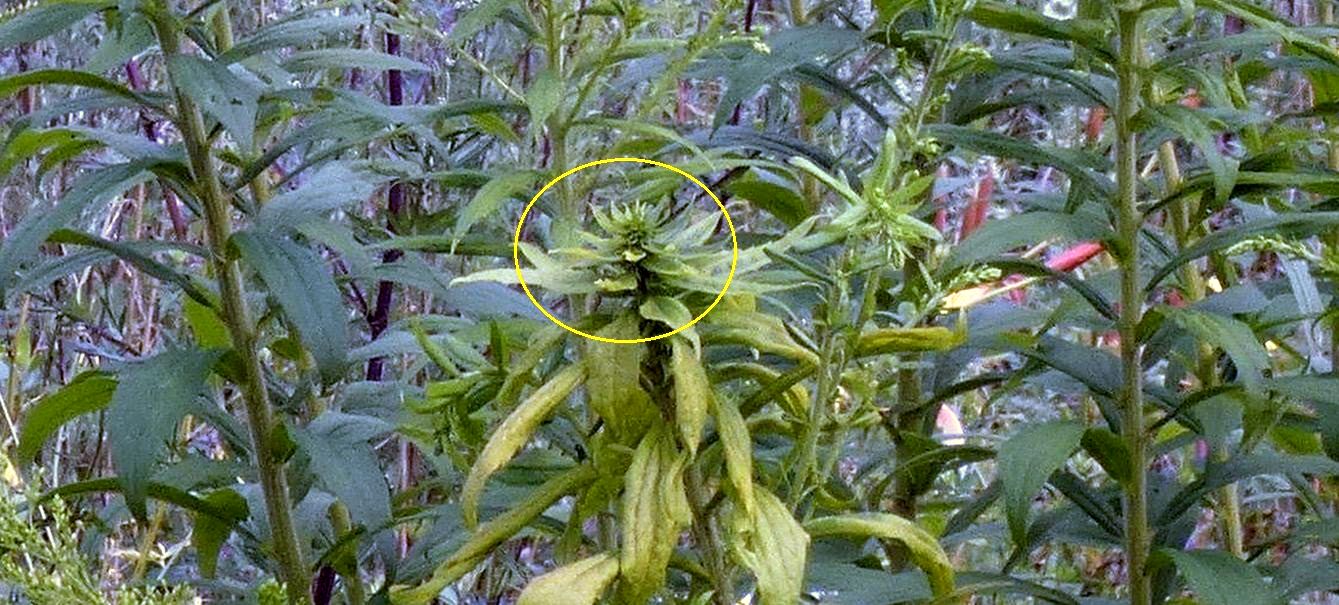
[670,336,710,455]
[804,513,955,598]
[516,553,620,605]
[620,427,691,603]
[463,362,585,528]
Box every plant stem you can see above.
[687,464,733,605]
[1116,9,1150,605]
[147,6,310,601]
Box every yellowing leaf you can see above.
[855,326,965,357]
[732,486,809,605]
[585,314,658,443]
[804,513,955,598]
[619,427,690,603]
[713,396,754,516]
[463,362,586,528]
[670,336,711,456]
[517,553,620,605]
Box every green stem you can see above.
[687,464,734,605]
[1116,10,1150,605]
[147,6,310,602]
[329,502,367,605]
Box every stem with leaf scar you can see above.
[145,4,311,602]
[1116,8,1150,605]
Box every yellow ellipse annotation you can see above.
[512,157,738,344]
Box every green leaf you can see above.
[17,371,116,463]
[449,0,520,42]
[218,15,365,63]
[294,412,393,531]
[166,55,260,150]
[184,297,230,349]
[516,553,620,605]
[47,229,213,306]
[1144,105,1239,205]
[805,513,954,598]
[1165,549,1278,605]
[0,162,151,298]
[1264,376,1339,459]
[193,489,249,578]
[462,362,585,528]
[998,421,1085,546]
[1147,212,1339,291]
[258,161,395,229]
[1080,428,1131,485]
[944,211,1113,269]
[925,124,1111,197]
[694,25,866,127]
[456,171,543,236]
[108,347,221,519]
[713,396,755,516]
[233,230,348,384]
[732,485,810,605]
[0,0,109,50]
[280,48,430,73]
[526,67,563,129]
[967,1,1112,61]
[726,171,810,227]
[0,69,151,107]
[1164,307,1269,389]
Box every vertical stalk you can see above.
[1116,9,1150,605]
[146,6,311,601]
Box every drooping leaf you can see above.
[805,513,955,598]
[619,427,691,604]
[108,347,221,519]
[714,396,755,516]
[391,465,598,605]
[462,362,585,528]
[997,421,1085,546]
[732,485,809,605]
[584,314,658,442]
[233,230,348,384]
[670,336,710,455]
[516,553,620,605]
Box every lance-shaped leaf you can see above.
[463,362,585,528]
[1166,549,1278,605]
[516,553,620,605]
[997,421,1085,546]
[1165,307,1269,390]
[670,336,711,455]
[109,347,221,519]
[392,465,598,605]
[0,0,111,50]
[584,314,658,442]
[731,486,809,605]
[193,488,249,578]
[166,55,259,150]
[233,230,348,384]
[620,427,691,603]
[805,513,955,599]
[714,396,754,516]
[855,326,965,357]
[18,371,116,464]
